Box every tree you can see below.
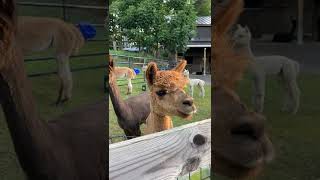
[161,0,197,62]
[114,0,166,52]
[109,0,123,50]
[111,0,197,61]
[195,0,211,16]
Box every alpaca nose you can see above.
[183,98,193,106]
[231,114,265,140]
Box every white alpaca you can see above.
[183,69,205,98]
[232,24,300,114]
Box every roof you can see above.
[165,16,211,25]
[196,16,211,26]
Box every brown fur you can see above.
[0,4,15,70]
[212,0,274,179]
[68,23,85,55]
[0,1,106,179]
[109,56,150,138]
[113,66,136,94]
[114,67,136,79]
[145,60,196,134]
[16,16,85,104]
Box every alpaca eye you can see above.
[156,90,167,97]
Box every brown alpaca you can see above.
[17,16,85,104]
[212,0,274,179]
[109,56,150,138]
[0,1,106,179]
[145,60,197,134]
[113,66,136,94]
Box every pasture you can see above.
[0,41,106,179]
[213,73,320,180]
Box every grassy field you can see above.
[0,40,106,180]
[108,74,211,142]
[178,167,211,180]
[213,73,320,180]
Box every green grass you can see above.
[177,167,211,180]
[110,50,155,58]
[109,75,211,141]
[213,73,320,180]
[0,41,106,180]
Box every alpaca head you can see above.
[146,60,196,119]
[183,69,190,78]
[232,24,252,46]
[142,64,148,72]
[213,86,274,178]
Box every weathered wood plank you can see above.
[109,119,211,180]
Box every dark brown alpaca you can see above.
[109,57,150,138]
[0,1,107,179]
[212,0,274,179]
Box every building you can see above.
[184,16,211,75]
[239,0,318,43]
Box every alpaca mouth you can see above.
[231,124,258,141]
[214,148,265,170]
[177,108,197,118]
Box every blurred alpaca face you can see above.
[213,86,274,178]
[183,69,189,77]
[232,24,252,46]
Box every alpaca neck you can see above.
[290,19,297,35]
[145,110,172,134]
[234,40,255,59]
[234,39,256,70]
[0,52,52,176]
[246,42,255,58]
[109,75,131,121]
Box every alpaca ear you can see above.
[109,55,114,72]
[146,62,158,86]
[173,60,187,73]
[245,25,250,32]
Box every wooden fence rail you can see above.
[109,119,211,180]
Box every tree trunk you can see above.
[168,50,178,69]
[155,45,160,59]
[112,41,117,50]
[297,0,304,44]
[312,0,319,41]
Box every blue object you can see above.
[133,68,140,75]
[77,23,96,40]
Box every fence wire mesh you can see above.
[177,166,211,180]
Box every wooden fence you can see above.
[110,54,170,69]
[109,119,211,180]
